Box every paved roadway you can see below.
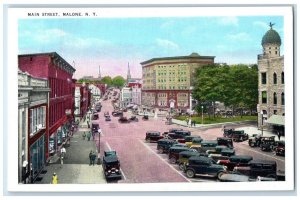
[92,90,285,183]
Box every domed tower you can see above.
[257,22,285,135]
[261,22,282,58]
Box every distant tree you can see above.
[101,76,112,86]
[112,76,126,88]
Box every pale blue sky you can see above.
[19,16,284,79]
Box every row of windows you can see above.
[49,101,71,127]
[261,91,285,105]
[29,106,46,137]
[261,72,284,85]
[49,78,72,98]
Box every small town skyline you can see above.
[18,16,283,79]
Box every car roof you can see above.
[169,146,189,150]
[103,155,119,163]
[179,151,200,156]
[201,140,218,144]
[189,156,212,162]
[146,131,160,134]
[250,160,277,165]
[230,155,253,160]
[158,138,175,143]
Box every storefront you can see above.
[29,134,45,181]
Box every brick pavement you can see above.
[35,118,107,184]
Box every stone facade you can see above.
[257,26,285,130]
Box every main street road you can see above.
[91,91,285,183]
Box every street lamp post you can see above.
[97,128,101,164]
[260,111,264,136]
[201,106,204,124]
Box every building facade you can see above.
[141,53,214,113]
[18,69,50,183]
[89,84,101,105]
[120,87,132,107]
[257,24,285,134]
[19,52,76,159]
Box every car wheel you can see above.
[170,157,177,164]
[179,163,185,171]
[186,169,195,178]
[233,138,237,142]
[158,148,164,154]
[217,171,225,180]
[261,146,266,151]
[249,142,255,147]
[146,138,150,143]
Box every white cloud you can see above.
[253,21,269,30]
[155,38,179,50]
[217,16,239,26]
[226,32,251,42]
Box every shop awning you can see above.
[266,115,285,126]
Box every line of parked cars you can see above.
[145,128,280,182]
[248,134,285,156]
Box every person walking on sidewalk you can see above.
[91,151,97,166]
[277,131,281,141]
[87,131,91,141]
[60,146,66,158]
[82,132,86,140]
[89,150,93,165]
[52,173,58,184]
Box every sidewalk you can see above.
[36,118,107,184]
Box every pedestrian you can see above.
[192,120,196,127]
[188,118,192,127]
[186,117,189,125]
[82,132,86,140]
[91,151,97,166]
[87,131,91,141]
[52,172,58,184]
[89,150,93,165]
[87,120,90,128]
[60,146,66,159]
[60,155,64,166]
[277,132,281,141]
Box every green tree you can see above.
[101,76,112,86]
[112,76,126,87]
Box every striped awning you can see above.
[266,115,285,126]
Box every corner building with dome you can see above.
[257,23,285,135]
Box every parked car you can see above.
[167,128,184,134]
[217,155,253,171]
[166,133,185,140]
[92,114,99,120]
[145,131,163,143]
[118,116,130,123]
[173,130,191,137]
[248,135,275,148]
[274,141,285,156]
[157,139,177,154]
[142,115,149,120]
[260,137,277,151]
[91,123,99,133]
[104,112,110,117]
[206,145,235,157]
[233,159,277,179]
[223,129,248,142]
[112,111,123,117]
[208,154,230,162]
[193,140,218,153]
[129,116,139,122]
[217,137,234,148]
[185,137,203,147]
[105,115,111,121]
[168,146,191,164]
[102,151,122,180]
[184,136,202,147]
[184,156,227,179]
[178,151,202,170]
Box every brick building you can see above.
[257,24,285,134]
[141,53,214,113]
[19,52,76,159]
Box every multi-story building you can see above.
[257,24,285,134]
[18,69,50,183]
[120,87,132,108]
[89,84,101,105]
[141,53,215,113]
[19,52,76,159]
[74,83,91,120]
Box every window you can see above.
[281,72,284,84]
[281,92,285,105]
[262,91,267,104]
[273,92,277,105]
[29,106,46,137]
[261,73,267,84]
[274,110,277,114]
[273,73,277,84]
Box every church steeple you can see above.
[98,65,101,79]
[127,62,131,81]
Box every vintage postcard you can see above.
[3,4,295,193]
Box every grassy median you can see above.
[175,115,257,124]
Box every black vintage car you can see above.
[92,114,99,120]
[260,137,277,151]
[217,137,234,148]
[223,129,248,142]
[129,116,139,122]
[178,151,203,170]
[184,156,227,179]
[142,115,149,120]
[274,141,285,156]
[145,131,163,143]
[157,139,177,154]
[233,159,277,179]
[105,115,111,121]
[118,116,130,123]
[248,135,276,148]
[217,155,253,171]
[102,151,122,180]
[168,146,191,164]
[112,111,123,117]
[91,123,99,133]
